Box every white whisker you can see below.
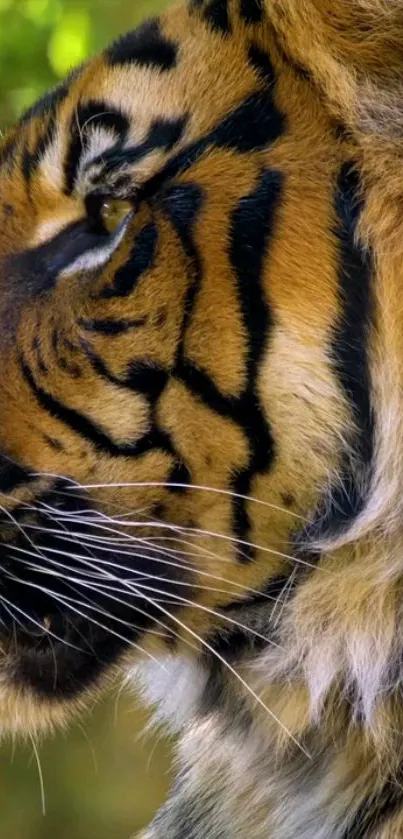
[4,559,166,639]
[35,508,326,574]
[18,522,281,602]
[48,478,306,521]
[30,734,46,817]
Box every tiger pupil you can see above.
[100,199,132,233]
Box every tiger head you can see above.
[0,0,396,742]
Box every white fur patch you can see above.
[128,656,209,734]
[60,216,130,278]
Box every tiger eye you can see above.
[100,199,132,234]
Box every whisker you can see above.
[3,573,164,670]
[57,478,306,521]
[76,722,99,777]
[0,598,25,634]
[5,550,196,653]
[4,559,166,639]
[30,473,306,521]
[36,508,326,574]
[30,734,46,817]
[85,577,283,651]
[18,522,280,602]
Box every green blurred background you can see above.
[0,1,174,837]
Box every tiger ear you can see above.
[269,0,403,139]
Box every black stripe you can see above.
[64,101,130,195]
[269,25,313,84]
[248,44,277,84]
[300,163,374,544]
[182,89,284,154]
[202,0,231,35]
[239,0,263,23]
[32,334,48,375]
[95,115,188,176]
[0,135,18,169]
[219,574,296,611]
[159,174,280,559]
[167,461,192,491]
[77,345,182,459]
[98,221,158,298]
[19,77,72,126]
[1,79,72,172]
[333,164,374,466]
[160,183,204,356]
[141,90,285,205]
[208,623,268,659]
[106,19,178,70]
[20,357,173,458]
[79,316,148,335]
[19,76,77,180]
[22,118,56,181]
[228,170,281,559]
[0,457,35,493]
[79,341,170,401]
[175,359,237,418]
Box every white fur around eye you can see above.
[76,126,119,183]
[60,215,130,278]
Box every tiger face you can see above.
[0,0,370,745]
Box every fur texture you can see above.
[0,0,402,836]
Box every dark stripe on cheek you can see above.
[98,221,158,298]
[299,163,374,545]
[159,182,204,487]
[333,164,374,466]
[229,170,281,560]
[20,355,181,460]
[79,316,148,335]
[106,19,178,70]
[64,101,130,196]
[1,75,76,173]
[22,119,56,182]
[248,44,277,84]
[160,183,204,355]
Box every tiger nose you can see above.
[0,451,33,494]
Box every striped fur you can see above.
[0,0,402,835]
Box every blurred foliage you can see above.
[0,689,172,838]
[0,1,174,836]
[0,0,170,129]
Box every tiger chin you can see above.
[2,0,403,836]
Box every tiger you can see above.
[1,0,403,835]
